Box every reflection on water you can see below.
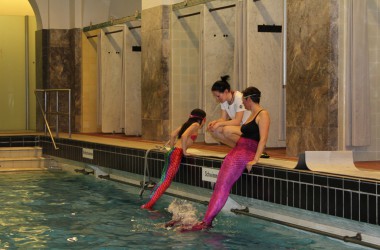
[0,172,368,249]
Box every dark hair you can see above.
[211,75,231,93]
[242,86,261,104]
[178,108,206,139]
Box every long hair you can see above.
[211,75,231,93]
[178,109,206,139]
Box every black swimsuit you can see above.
[240,110,263,142]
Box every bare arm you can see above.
[246,110,270,172]
[215,111,244,127]
[207,110,229,130]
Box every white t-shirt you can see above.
[220,91,251,125]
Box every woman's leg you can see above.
[209,126,241,148]
[202,139,257,226]
[221,126,242,147]
[141,148,183,209]
[209,127,226,144]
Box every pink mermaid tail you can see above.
[202,137,258,226]
[141,148,183,209]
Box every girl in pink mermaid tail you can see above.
[141,109,206,210]
[191,86,270,230]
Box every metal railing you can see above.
[34,89,72,150]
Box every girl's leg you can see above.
[141,148,183,209]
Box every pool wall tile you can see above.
[368,195,376,224]
[352,193,360,221]
[360,194,368,222]
[300,183,307,210]
[361,181,376,194]
[344,179,359,191]
[289,182,295,207]
[288,171,299,182]
[0,135,39,147]
[314,186,321,213]
[336,190,344,217]
[280,180,288,205]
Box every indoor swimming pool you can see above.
[0,172,370,249]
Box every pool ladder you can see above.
[34,89,72,150]
[139,141,169,197]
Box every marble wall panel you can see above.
[35,29,82,133]
[286,0,339,156]
[141,5,170,141]
[72,29,82,132]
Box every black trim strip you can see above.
[177,12,201,19]
[129,25,141,30]
[209,4,236,12]
[105,29,123,35]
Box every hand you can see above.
[207,121,217,131]
[183,151,192,156]
[246,159,257,172]
[212,122,221,130]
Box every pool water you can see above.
[0,172,368,249]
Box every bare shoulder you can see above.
[257,109,270,122]
[260,109,270,116]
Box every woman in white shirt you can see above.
[207,75,251,147]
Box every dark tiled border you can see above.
[0,135,39,147]
[2,135,379,226]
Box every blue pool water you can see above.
[0,172,368,249]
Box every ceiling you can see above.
[0,0,35,16]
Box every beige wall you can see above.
[0,16,36,131]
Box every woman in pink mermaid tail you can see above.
[141,109,206,210]
[192,86,270,230]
